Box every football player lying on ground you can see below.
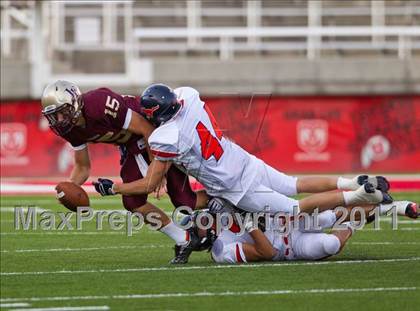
[94,83,395,262]
[187,200,418,263]
[41,80,211,263]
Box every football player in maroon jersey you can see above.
[41,80,207,263]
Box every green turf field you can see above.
[1,193,419,311]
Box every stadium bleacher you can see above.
[1,0,419,98]
[1,5,420,308]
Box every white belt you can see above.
[134,153,149,176]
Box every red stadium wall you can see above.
[208,95,420,173]
[1,95,419,178]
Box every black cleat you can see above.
[170,230,200,264]
[375,176,390,192]
[358,175,390,192]
[405,202,419,219]
[362,182,393,204]
[363,182,375,194]
[381,192,393,204]
[357,175,369,186]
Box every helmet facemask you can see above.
[143,102,181,127]
[42,97,83,136]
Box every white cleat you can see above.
[349,183,393,205]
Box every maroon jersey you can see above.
[62,88,145,154]
[55,87,197,212]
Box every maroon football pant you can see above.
[120,151,197,212]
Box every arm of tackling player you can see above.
[126,111,167,198]
[113,159,172,195]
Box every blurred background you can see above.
[1,0,419,193]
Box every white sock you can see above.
[337,176,359,191]
[378,203,394,216]
[342,186,382,206]
[379,201,408,216]
[160,222,189,246]
[342,191,356,205]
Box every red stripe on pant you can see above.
[235,244,244,263]
[283,236,290,256]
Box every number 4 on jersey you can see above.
[196,105,224,161]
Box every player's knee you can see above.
[322,235,341,255]
[122,196,147,213]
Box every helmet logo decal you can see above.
[142,105,160,118]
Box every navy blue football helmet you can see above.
[140,83,181,126]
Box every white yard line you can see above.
[351,242,420,245]
[0,207,128,213]
[1,199,137,205]
[1,245,170,253]
[1,257,419,276]
[12,306,109,311]
[2,227,419,236]
[0,302,31,307]
[380,219,420,224]
[1,207,51,213]
[1,242,417,254]
[359,227,420,231]
[0,231,139,236]
[0,287,417,303]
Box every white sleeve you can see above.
[317,210,337,229]
[174,87,201,104]
[299,210,337,232]
[148,125,182,161]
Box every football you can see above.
[2,2,420,311]
[55,181,90,212]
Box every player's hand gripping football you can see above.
[93,178,116,196]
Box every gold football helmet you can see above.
[41,80,83,135]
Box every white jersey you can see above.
[149,87,261,204]
[211,211,340,263]
[211,225,287,263]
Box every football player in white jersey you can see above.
[198,200,417,264]
[94,84,397,263]
[211,209,352,263]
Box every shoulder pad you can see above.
[174,87,200,102]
